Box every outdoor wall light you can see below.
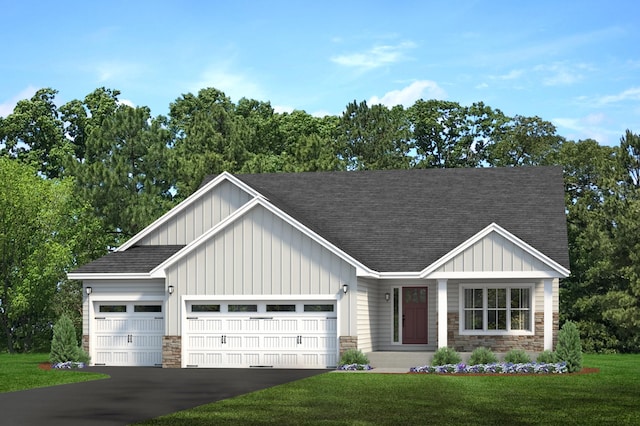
[342,284,349,294]
[385,292,390,302]
[168,285,174,295]
[85,286,92,295]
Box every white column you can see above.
[437,279,448,349]
[543,279,553,351]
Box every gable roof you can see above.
[223,166,569,272]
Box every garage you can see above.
[92,301,164,366]
[183,300,337,369]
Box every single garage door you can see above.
[93,301,164,366]
[184,300,337,369]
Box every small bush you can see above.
[504,349,531,363]
[339,349,369,366]
[536,350,557,364]
[556,321,583,372]
[469,347,498,365]
[431,347,462,366]
[50,314,90,365]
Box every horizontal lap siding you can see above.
[356,279,380,353]
[165,206,355,335]
[138,180,252,245]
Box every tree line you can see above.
[0,86,638,353]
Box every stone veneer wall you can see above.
[162,336,181,368]
[82,335,89,355]
[447,312,559,352]
[339,336,358,357]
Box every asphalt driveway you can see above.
[0,366,328,426]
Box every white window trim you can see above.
[458,283,535,336]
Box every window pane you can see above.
[192,304,220,312]
[497,289,506,308]
[473,289,483,308]
[134,305,161,313]
[465,289,483,309]
[393,288,399,342]
[521,289,530,308]
[511,310,531,330]
[228,304,257,312]
[304,304,334,312]
[99,305,126,313]
[267,304,296,312]
[488,288,496,308]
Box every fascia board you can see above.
[118,172,262,252]
[66,273,152,280]
[419,222,571,279]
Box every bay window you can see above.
[461,285,532,333]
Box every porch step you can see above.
[365,352,435,369]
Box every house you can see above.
[68,167,570,368]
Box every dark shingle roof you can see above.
[234,167,569,272]
[72,245,185,274]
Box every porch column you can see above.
[437,279,448,348]
[543,279,553,351]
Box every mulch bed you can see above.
[38,362,51,371]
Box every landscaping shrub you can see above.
[339,349,369,366]
[50,314,90,365]
[536,350,557,364]
[556,321,583,372]
[504,349,531,363]
[431,347,462,366]
[468,347,498,365]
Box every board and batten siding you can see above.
[164,205,355,335]
[356,278,381,353]
[436,231,551,273]
[138,180,252,246]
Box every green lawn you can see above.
[138,354,640,425]
[0,353,107,393]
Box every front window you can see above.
[462,286,532,333]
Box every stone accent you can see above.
[162,336,181,368]
[339,336,358,357]
[447,312,554,352]
[82,335,89,355]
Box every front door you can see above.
[402,287,428,344]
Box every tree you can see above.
[0,159,77,352]
[49,313,88,364]
[486,115,563,167]
[340,100,412,170]
[0,88,71,178]
[555,321,583,372]
[73,105,175,243]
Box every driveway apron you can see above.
[0,367,327,426]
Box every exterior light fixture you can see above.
[342,284,349,294]
[85,286,92,295]
[385,292,390,302]
[168,285,174,295]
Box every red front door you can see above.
[402,287,428,344]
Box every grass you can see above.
[137,354,640,425]
[0,353,107,393]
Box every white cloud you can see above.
[331,41,416,71]
[0,86,38,117]
[94,61,144,83]
[191,67,264,102]
[273,105,294,114]
[534,63,590,86]
[476,82,489,89]
[117,98,136,108]
[493,69,524,80]
[597,87,640,105]
[553,113,617,145]
[368,80,447,107]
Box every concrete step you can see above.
[365,352,434,369]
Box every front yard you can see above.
[138,354,640,425]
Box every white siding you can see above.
[356,278,380,353]
[165,205,356,335]
[437,232,550,273]
[137,180,252,246]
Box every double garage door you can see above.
[184,300,338,369]
[92,301,164,366]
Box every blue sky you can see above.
[1,0,639,146]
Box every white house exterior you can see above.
[68,167,570,368]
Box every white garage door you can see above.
[93,302,164,366]
[184,301,337,369]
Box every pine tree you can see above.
[49,314,88,364]
[556,321,583,372]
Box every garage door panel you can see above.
[184,300,337,369]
